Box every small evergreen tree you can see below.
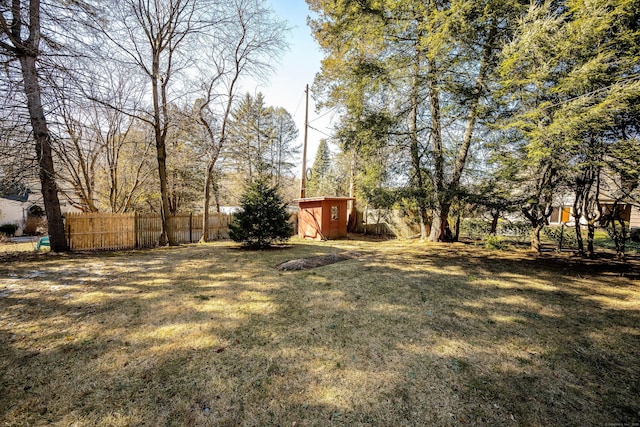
[229,178,292,248]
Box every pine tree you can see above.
[227,93,273,183]
[306,139,331,196]
[307,0,528,241]
[229,178,293,248]
[226,93,299,193]
[499,0,640,253]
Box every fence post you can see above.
[134,212,139,249]
[189,212,193,243]
[66,220,71,250]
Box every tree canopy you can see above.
[0,0,291,248]
[307,0,640,255]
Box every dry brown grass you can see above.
[1,238,639,426]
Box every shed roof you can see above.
[294,197,355,203]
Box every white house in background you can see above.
[0,199,28,233]
[0,182,80,235]
[547,176,640,229]
[0,184,34,236]
[548,202,640,228]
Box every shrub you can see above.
[460,218,492,239]
[229,178,292,248]
[28,205,45,217]
[0,223,18,236]
[544,226,577,249]
[498,221,531,244]
[23,216,47,235]
[483,234,508,250]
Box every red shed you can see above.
[294,197,354,240]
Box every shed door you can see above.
[299,206,323,239]
[329,205,340,237]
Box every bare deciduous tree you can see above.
[189,0,288,242]
[0,0,69,250]
[90,0,203,245]
[88,0,288,245]
[54,75,155,214]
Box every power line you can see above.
[308,106,338,124]
[307,124,332,138]
[292,90,305,118]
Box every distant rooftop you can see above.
[0,181,30,202]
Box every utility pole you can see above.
[300,84,309,198]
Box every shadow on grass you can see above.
[0,241,638,426]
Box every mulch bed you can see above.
[277,251,363,271]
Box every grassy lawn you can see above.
[1,238,639,426]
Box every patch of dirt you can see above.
[277,251,363,271]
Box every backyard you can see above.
[1,238,639,426]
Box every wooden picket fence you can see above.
[65,212,233,250]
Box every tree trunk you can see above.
[612,216,627,260]
[214,180,221,213]
[155,131,174,245]
[157,165,173,246]
[200,163,215,243]
[347,152,357,232]
[531,222,544,253]
[489,210,499,235]
[573,193,585,255]
[151,54,176,246]
[419,213,428,240]
[408,36,429,240]
[198,68,237,242]
[431,23,497,243]
[430,203,451,243]
[586,222,596,258]
[584,165,602,259]
[522,162,556,252]
[574,220,584,255]
[19,55,68,252]
[427,57,445,242]
[453,211,461,242]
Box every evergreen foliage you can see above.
[229,178,292,248]
[308,0,529,241]
[309,0,639,256]
[311,139,331,180]
[498,0,640,254]
[227,93,299,188]
[306,139,332,196]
